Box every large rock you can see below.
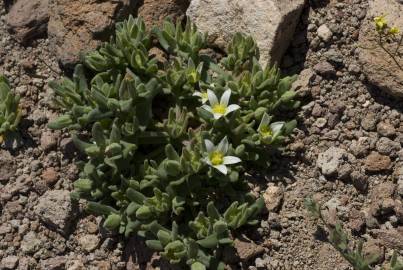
[137,0,188,28]
[47,0,137,68]
[6,0,49,44]
[358,0,403,98]
[186,0,305,66]
[34,190,76,235]
[0,150,15,182]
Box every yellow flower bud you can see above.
[374,15,387,32]
[389,26,400,36]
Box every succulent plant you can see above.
[50,16,299,269]
[0,75,21,144]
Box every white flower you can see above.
[204,136,241,175]
[258,113,285,143]
[201,89,240,119]
[193,91,209,104]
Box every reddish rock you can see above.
[6,0,49,43]
[47,0,137,68]
[233,239,265,261]
[138,0,188,28]
[41,167,58,186]
[365,152,391,172]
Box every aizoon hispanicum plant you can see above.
[49,16,299,269]
[0,75,21,144]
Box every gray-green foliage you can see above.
[49,16,299,269]
[305,197,403,270]
[0,75,21,141]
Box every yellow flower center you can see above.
[259,125,273,138]
[210,151,224,165]
[212,104,226,115]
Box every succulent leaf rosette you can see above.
[49,16,299,269]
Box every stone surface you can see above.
[41,167,59,186]
[317,147,349,177]
[358,0,403,98]
[233,239,265,261]
[263,184,284,212]
[79,234,100,252]
[40,256,66,270]
[0,256,19,269]
[34,190,76,234]
[47,0,137,68]
[374,227,403,250]
[187,0,305,66]
[137,0,188,28]
[0,150,15,182]
[40,130,57,151]
[313,61,336,76]
[317,24,332,42]
[365,152,392,172]
[6,0,49,43]
[21,232,42,254]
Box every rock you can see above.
[0,150,16,182]
[350,137,370,158]
[48,0,137,68]
[351,171,368,192]
[370,182,396,216]
[34,190,76,235]
[374,227,403,250]
[313,61,336,76]
[186,0,305,66]
[398,177,403,197]
[361,112,378,131]
[41,167,59,186]
[137,0,188,28]
[6,0,49,44]
[21,231,42,254]
[233,239,265,262]
[292,68,315,97]
[0,256,19,269]
[317,24,332,42]
[362,239,384,265]
[358,0,403,98]
[263,184,284,212]
[348,208,365,233]
[395,200,403,223]
[317,147,349,177]
[60,137,77,158]
[365,152,391,172]
[78,234,100,252]
[40,256,66,270]
[376,137,401,156]
[40,131,57,151]
[377,122,396,138]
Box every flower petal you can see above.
[220,89,231,106]
[223,156,241,165]
[204,157,212,165]
[213,164,228,175]
[204,139,215,153]
[201,105,213,113]
[217,136,229,154]
[270,121,285,134]
[225,104,240,115]
[213,113,223,120]
[193,92,203,97]
[258,113,271,131]
[207,89,218,105]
